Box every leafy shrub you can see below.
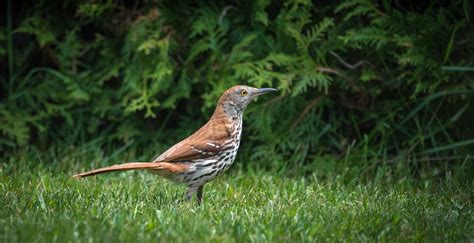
[1,0,473,177]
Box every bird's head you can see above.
[217,85,278,116]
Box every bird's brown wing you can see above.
[153,119,231,162]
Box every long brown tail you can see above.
[73,162,162,178]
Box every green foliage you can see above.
[1,0,473,174]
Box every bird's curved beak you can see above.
[255,88,278,96]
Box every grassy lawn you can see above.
[1,149,472,242]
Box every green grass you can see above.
[0,148,472,242]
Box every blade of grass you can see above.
[443,24,460,63]
[423,139,474,155]
[399,90,474,126]
[441,66,474,72]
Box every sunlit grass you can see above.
[0,149,472,242]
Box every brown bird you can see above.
[73,85,277,204]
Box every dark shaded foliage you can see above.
[1,0,473,177]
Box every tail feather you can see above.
[73,162,161,179]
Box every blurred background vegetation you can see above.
[1,0,473,180]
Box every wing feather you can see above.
[153,117,231,162]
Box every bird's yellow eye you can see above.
[240,90,248,96]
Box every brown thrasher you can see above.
[73,85,277,204]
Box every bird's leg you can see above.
[197,185,204,205]
[184,187,196,201]
[183,186,204,205]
